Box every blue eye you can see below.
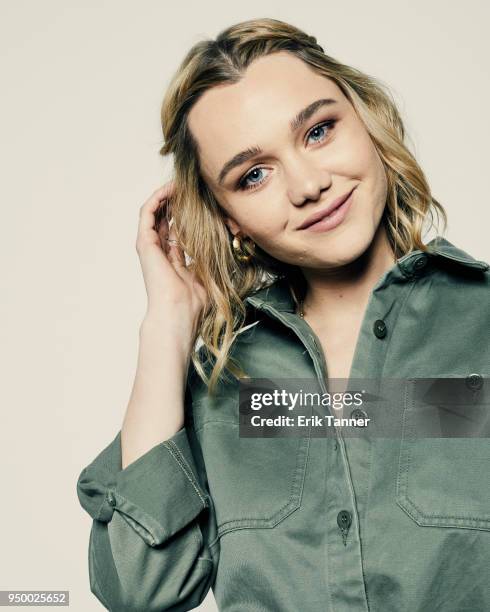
[238,167,269,191]
[307,120,336,144]
[237,119,337,192]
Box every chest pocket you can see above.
[396,378,490,531]
[194,400,311,538]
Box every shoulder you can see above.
[425,236,488,276]
[423,236,488,292]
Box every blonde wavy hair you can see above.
[158,17,447,396]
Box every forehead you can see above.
[187,52,344,185]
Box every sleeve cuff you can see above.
[76,427,210,547]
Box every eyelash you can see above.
[236,119,338,191]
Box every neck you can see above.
[298,224,396,319]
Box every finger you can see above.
[153,184,176,233]
[166,224,188,275]
[156,215,170,250]
[138,181,176,234]
[154,203,168,235]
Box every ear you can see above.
[224,215,243,237]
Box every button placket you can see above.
[412,254,429,272]
[350,408,368,422]
[373,319,387,339]
[465,373,483,391]
[309,331,343,453]
[337,509,352,546]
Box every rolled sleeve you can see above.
[76,426,210,547]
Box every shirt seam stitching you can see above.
[163,440,208,508]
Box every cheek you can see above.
[354,134,380,175]
[350,130,388,207]
[248,224,284,249]
[341,119,381,177]
[250,222,306,265]
[371,151,388,205]
[231,198,287,239]
[240,213,295,260]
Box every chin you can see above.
[319,224,376,265]
[281,222,378,268]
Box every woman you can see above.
[76,18,490,612]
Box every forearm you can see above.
[121,318,192,469]
[77,423,219,612]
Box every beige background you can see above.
[1,1,488,610]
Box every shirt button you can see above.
[413,255,429,272]
[106,490,117,507]
[465,373,483,391]
[337,510,352,530]
[350,408,368,422]
[373,319,387,339]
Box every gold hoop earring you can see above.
[232,234,255,263]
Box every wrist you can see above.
[139,316,194,355]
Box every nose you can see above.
[286,156,331,206]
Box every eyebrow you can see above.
[217,97,339,186]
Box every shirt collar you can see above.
[244,235,488,314]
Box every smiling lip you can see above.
[296,186,357,231]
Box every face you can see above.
[188,51,388,269]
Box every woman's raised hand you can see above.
[136,181,209,349]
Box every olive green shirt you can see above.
[76,236,490,611]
